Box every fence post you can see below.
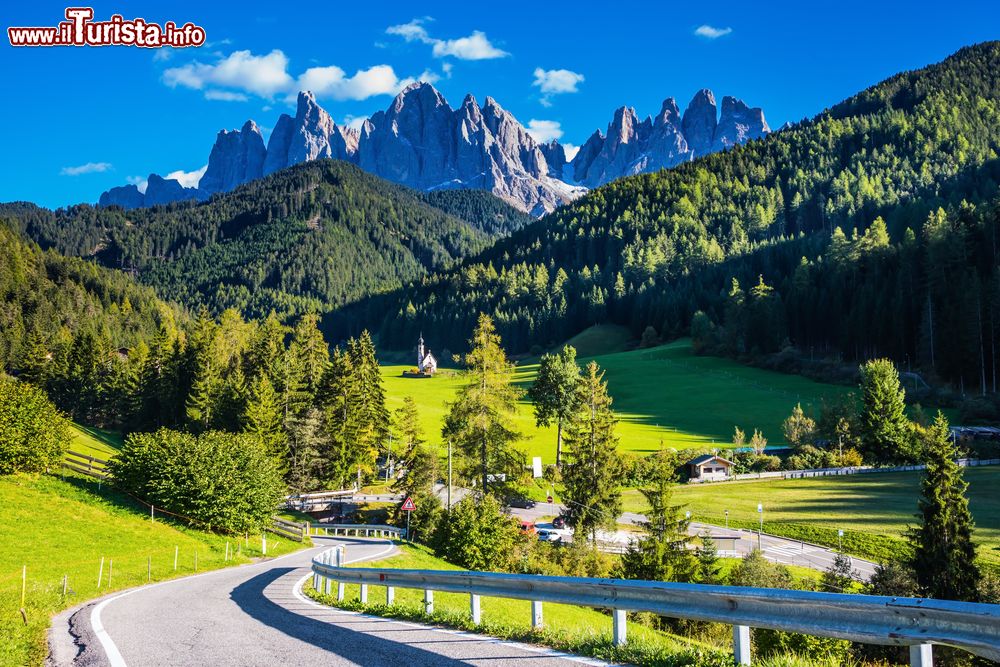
[470,594,481,625]
[386,586,395,605]
[360,583,368,604]
[313,553,322,591]
[910,644,933,667]
[734,625,751,665]
[108,559,113,587]
[424,589,434,615]
[262,533,267,556]
[174,546,178,571]
[147,556,151,582]
[531,600,543,629]
[612,609,627,646]
[98,557,104,588]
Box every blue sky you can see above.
[1,1,998,208]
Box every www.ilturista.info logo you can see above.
[7,7,206,48]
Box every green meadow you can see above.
[383,329,851,463]
[623,468,1000,566]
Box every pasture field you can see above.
[383,334,851,463]
[0,473,303,666]
[68,423,122,459]
[622,467,1000,566]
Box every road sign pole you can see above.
[406,510,411,542]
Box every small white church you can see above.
[416,334,437,375]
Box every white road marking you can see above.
[88,540,335,667]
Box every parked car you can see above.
[508,497,537,509]
[552,516,566,529]
[536,529,562,543]
[519,520,537,535]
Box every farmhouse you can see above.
[687,455,733,482]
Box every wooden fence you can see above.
[62,450,109,480]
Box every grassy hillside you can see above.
[383,336,850,462]
[67,424,121,459]
[622,467,1000,566]
[0,473,303,666]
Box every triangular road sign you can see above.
[401,496,416,511]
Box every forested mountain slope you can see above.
[340,42,1000,390]
[5,161,504,319]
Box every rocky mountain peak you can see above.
[682,89,718,155]
[713,95,769,151]
[199,119,266,193]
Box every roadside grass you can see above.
[0,472,305,666]
[382,336,850,463]
[623,468,1000,566]
[305,542,734,666]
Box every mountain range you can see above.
[99,84,768,215]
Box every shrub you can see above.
[0,374,70,474]
[109,428,285,533]
[434,494,520,571]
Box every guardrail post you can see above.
[733,625,751,665]
[612,609,626,646]
[470,594,481,625]
[424,589,434,615]
[386,586,395,605]
[360,583,368,604]
[531,600,543,629]
[910,644,933,667]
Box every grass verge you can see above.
[0,472,306,666]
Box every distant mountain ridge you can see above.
[98,84,768,215]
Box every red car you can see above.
[519,520,537,535]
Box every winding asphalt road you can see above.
[49,536,601,666]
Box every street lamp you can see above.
[757,503,764,550]
[838,529,844,552]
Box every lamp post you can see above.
[757,503,764,550]
[838,529,844,552]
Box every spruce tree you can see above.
[908,412,980,601]
[443,314,523,497]
[859,359,911,463]
[528,345,581,466]
[562,361,623,541]
[344,330,390,488]
[290,313,330,398]
[621,448,697,582]
[243,374,285,459]
[18,329,51,387]
[394,395,425,473]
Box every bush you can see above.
[0,375,70,474]
[109,428,285,533]
[434,494,520,571]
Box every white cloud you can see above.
[164,49,293,97]
[204,89,249,102]
[694,25,732,39]
[525,119,564,144]
[533,68,584,94]
[342,115,368,131]
[432,31,507,60]
[152,48,173,62]
[563,143,580,162]
[164,165,208,189]
[386,19,509,60]
[163,48,424,103]
[297,64,436,101]
[533,68,584,107]
[60,162,112,176]
[126,175,148,193]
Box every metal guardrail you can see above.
[308,523,405,539]
[310,547,1000,666]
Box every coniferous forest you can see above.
[331,43,1000,394]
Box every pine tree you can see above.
[18,329,51,387]
[697,535,722,584]
[820,552,858,592]
[561,361,623,541]
[394,395,425,474]
[620,448,697,582]
[286,407,326,493]
[443,314,523,497]
[859,359,911,463]
[289,313,330,398]
[908,412,980,601]
[528,345,581,466]
[317,347,355,487]
[344,330,390,488]
[243,374,285,460]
